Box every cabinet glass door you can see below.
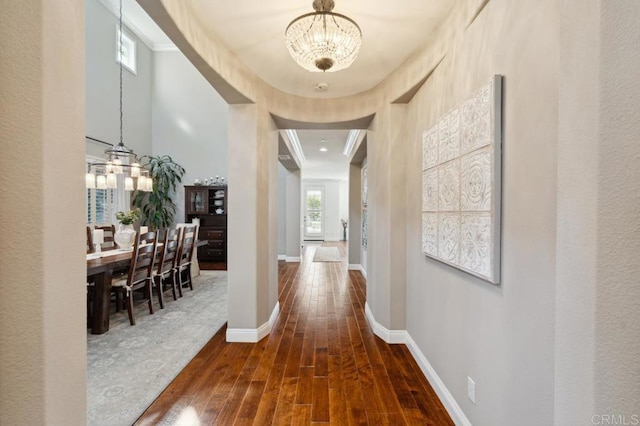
[188,189,207,214]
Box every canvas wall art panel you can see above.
[362,207,368,249]
[421,75,502,284]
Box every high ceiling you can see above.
[124,0,455,97]
[119,0,452,178]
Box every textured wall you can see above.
[594,0,640,416]
[0,1,87,424]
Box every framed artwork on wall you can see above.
[421,75,503,284]
[362,207,368,249]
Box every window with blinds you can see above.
[86,156,129,225]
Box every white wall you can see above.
[348,163,362,266]
[360,158,368,277]
[277,163,287,256]
[302,179,347,242]
[338,179,349,240]
[286,169,302,260]
[86,0,152,157]
[152,50,228,224]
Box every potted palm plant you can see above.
[131,155,185,230]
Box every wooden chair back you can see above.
[94,224,116,250]
[86,226,94,254]
[176,225,196,269]
[157,228,180,276]
[126,231,158,290]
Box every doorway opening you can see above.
[304,186,324,240]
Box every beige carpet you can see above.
[313,246,342,262]
[87,271,227,426]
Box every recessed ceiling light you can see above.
[319,146,328,152]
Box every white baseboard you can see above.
[364,303,407,344]
[325,238,341,242]
[286,256,301,262]
[404,334,472,426]
[348,264,367,280]
[226,302,280,343]
[278,254,286,261]
[364,302,471,426]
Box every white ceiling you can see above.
[297,130,351,180]
[123,0,455,97]
[168,0,455,98]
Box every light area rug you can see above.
[313,246,342,262]
[87,271,227,426]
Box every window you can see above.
[86,156,130,225]
[116,27,137,75]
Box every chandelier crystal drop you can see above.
[85,0,152,192]
[285,0,362,72]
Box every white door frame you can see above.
[303,185,324,240]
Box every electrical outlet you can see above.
[467,377,476,404]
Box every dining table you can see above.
[87,249,133,334]
[86,240,208,335]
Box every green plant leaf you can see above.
[131,154,185,230]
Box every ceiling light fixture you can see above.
[85,0,152,192]
[285,0,362,72]
[319,139,328,153]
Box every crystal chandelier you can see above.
[285,0,362,72]
[85,0,152,192]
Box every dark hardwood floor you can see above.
[135,243,453,425]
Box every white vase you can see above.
[114,223,136,250]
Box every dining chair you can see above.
[86,226,95,326]
[153,227,181,308]
[94,224,116,251]
[111,230,158,326]
[86,226,94,254]
[175,225,197,293]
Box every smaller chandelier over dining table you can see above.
[85,143,153,192]
[285,0,362,72]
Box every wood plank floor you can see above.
[135,243,453,425]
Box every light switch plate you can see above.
[467,377,476,404]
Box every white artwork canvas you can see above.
[421,75,502,284]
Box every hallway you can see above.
[136,243,452,425]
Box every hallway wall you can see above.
[404,0,558,425]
